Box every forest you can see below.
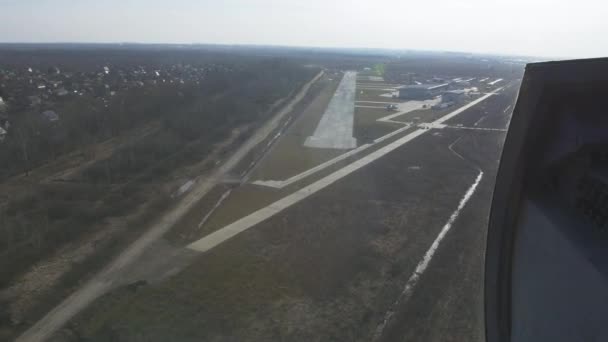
[0,48,318,293]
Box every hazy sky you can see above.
[1,0,607,58]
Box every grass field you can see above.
[374,63,386,76]
[391,107,453,123]
[178,184,293,242]
[358,63,386,77]
[353,107,400,142]
[355,89,395,102]
[67,127,494,342]
[248,74,345,182]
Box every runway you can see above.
[305,71,358,149]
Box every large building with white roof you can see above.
[397,83,449,99]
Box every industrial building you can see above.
[42,110,59,122]
[397,83,449,99]
[442,90,468,103]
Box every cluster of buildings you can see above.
[0,63,230,142]
[0,96,6,141]
[394,76,496,108]
[397,83,450,100]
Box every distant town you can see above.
[0,60,233,141]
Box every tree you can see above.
[13,126,31,175]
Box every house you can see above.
[386,104,398,111]
[432,102,454,110]
[28,95,42,106]
[442,90,467,103]
[42,110,59,122]
[55,88,69,97]
[1,117,10,130]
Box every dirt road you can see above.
[228,71,324,176]
[14,71,324,342]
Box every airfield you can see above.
[167,70,515,254]
[32,68,521,341]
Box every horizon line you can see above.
[0,41,552,60]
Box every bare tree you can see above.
[13,126,30,176]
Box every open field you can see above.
[354,107,400,142]
[355,89,394,102]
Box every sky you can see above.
[0,0,607,58]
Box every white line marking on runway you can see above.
[445,125,507,132]
[488,78,503,85]
[372,170,484,341]
[357,87,397,91]
[356,101,402,105]
[448,137,465,161]
[197,190,232,229]
[356,83,401,88]
[456,77,475,83]
[473,115,487,126]
[355,105,388,109]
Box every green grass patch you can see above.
[374,63,386,76]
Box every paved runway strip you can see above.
[304,71,358,149]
